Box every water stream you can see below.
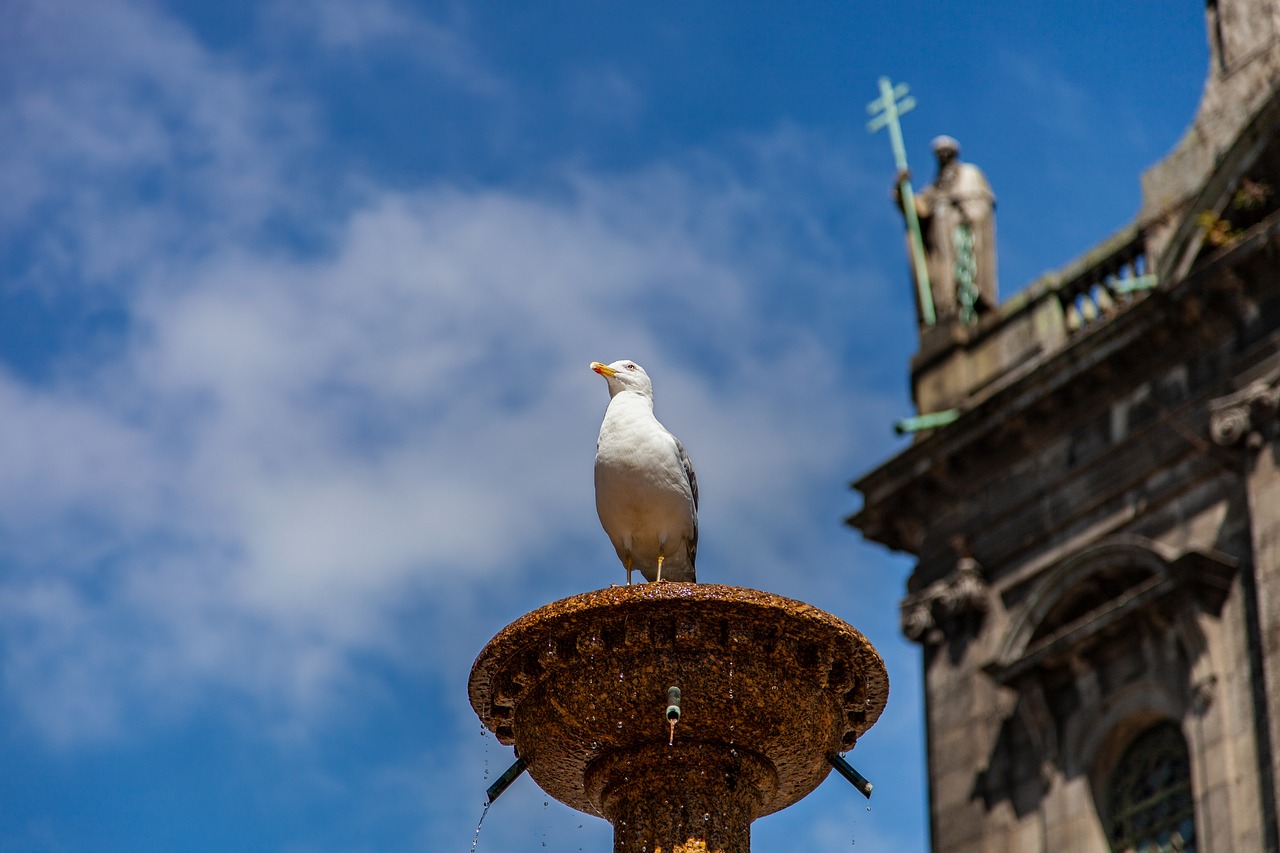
[469,801,491,852]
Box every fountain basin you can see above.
[469,583,888,852]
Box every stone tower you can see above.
[851,3,1280,851]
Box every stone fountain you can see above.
[468,582,888,853]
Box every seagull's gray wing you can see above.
[676,437,698,568]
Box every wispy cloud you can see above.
[564,65,647,128]
[997,48,1093,142]
[264,0,504,94]
[0,0,907,752]
[0,0,318,295]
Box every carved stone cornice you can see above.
[1209,366,1280,447]
[901,557,990,644]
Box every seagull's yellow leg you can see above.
[625,557,634,586]
[656,553,665,583]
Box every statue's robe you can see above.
[912,161,997,324]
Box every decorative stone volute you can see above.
[1209,367,1280,447]
[900,556,990,645]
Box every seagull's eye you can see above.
[625,363,638,370]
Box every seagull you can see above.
[591,359,698,584]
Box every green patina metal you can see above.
[868,76,935,327]
[894,409,961,435]
[1111,273,1159,294]
[954,222,979,324]
[829,753,874,799]
[486,755,528,804]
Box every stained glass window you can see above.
[1107,721,1197,853]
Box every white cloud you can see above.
[0,0,908,753]
[1,1,316,299]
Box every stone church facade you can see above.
[851,3,1280,851]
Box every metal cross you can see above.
[868,77,935,327]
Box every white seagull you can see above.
[591,359,698,584]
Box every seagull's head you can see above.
[591,359,654,399]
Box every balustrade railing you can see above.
[1053,227,1156,335]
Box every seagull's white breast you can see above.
[594,391,697,582]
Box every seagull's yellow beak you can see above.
[591,361,617,377]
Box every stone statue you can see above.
[896,136,998,325]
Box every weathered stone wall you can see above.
[852,26,1280,843]
[1141,0,1280,226]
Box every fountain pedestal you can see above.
[468,583,888,853]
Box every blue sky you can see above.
[0,2,1208,851]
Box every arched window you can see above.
[1106,721,1197,853]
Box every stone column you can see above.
[1242,443,1280,823]
[590,743,772,853]
[1210,374,1280,844]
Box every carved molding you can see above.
[900,557,990,644]
[1209,367,1280,447]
